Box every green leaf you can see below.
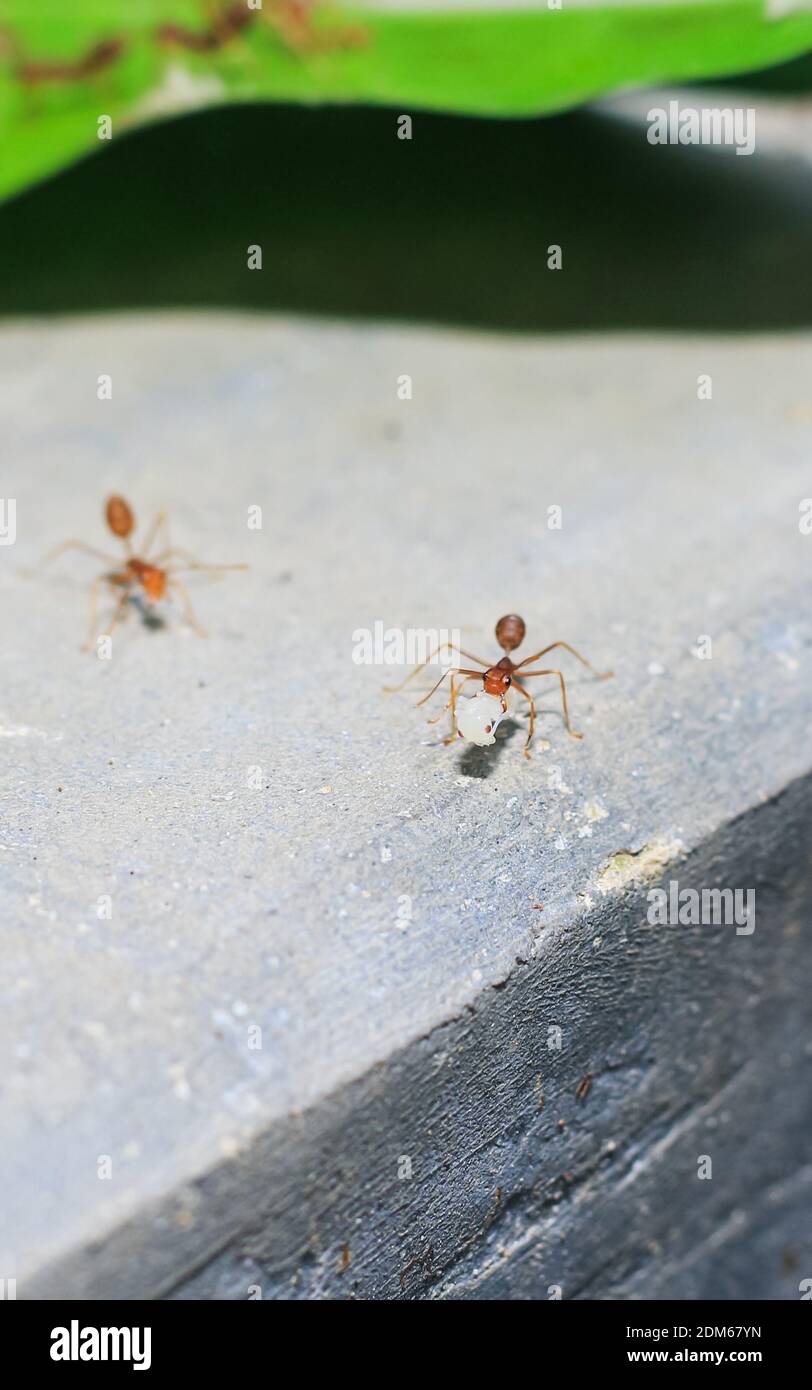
[2,1,812,202]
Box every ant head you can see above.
[106,495,135,540]
[483,666,512,697]
[495,614,525,653]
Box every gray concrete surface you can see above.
[0,317,810,1298]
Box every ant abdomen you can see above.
[495,613,526,652]
[106,495,135,539]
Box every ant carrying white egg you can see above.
[386,614,612,758]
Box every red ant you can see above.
[40,496,247,651]
[156,0,366,58]
[386,614,613,758]
[0,1,366,93]
[156,1,255,53]
[0,30,127,86]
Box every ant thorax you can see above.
[456,691,508,747]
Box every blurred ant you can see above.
[41,496,247,650]
[156,1,254,52]
[0,0,366,94]
[0,29,127,86]
[386,614,613,758]
[156,0,366,57]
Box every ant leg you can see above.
[384,644,489,694]
[153,546,194,565]
[443,675,461,743]
[415,667,483,709]
[517,669,583,739]
[82,576,102,652]
[427,674,456,726]
[162,552,248,574]
[141,511,170,559]
[511,677,537,758]
[260,1,365,56]
[92,589,130,648]
[81,575,116,652]
[442,674,471,745]
[38,539,120,570]
[260,1,315,54]
[168,577,208,637]
[515,641,613,680]
[278,1,367,52]
[426,673,478,737]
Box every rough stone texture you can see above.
[0,317,810,1299]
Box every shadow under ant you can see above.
[128,594,167,631]
[457,717,520,779]
[456,699,571,778]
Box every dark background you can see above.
[1,50,811,329]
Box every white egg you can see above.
[456,692,507,746]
